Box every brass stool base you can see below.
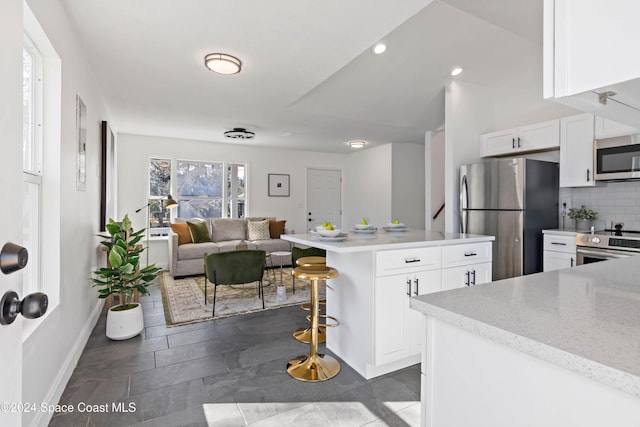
[286,353,341,382]
[293,326,326,344]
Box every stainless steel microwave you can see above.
[594,134,640,181]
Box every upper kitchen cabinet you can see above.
[481,119,559,157]
[560,113,596,187]
[594,116,639,139]
[544,0,640,128]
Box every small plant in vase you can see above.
[568,205,597,230]
[93,215,161,340]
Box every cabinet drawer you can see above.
[442,242,491,268]
[543,234,576,253]
[376,247,441,276]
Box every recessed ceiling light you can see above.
[450,67,463,76]
[204,53,242,75]
[348,140,367,148]
[373,43,386,54]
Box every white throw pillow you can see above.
[248,219,271,241]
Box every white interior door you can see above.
[307,169,342,232]
[0,1,25,423]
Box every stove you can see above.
[576,227,640,265]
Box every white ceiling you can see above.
[60,0,543,153]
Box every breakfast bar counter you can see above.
[281,230,494,379]
[411,257,640,426]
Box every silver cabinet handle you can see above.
[471,270,476,285]
[406,278,411,296]
[414,277,419,295]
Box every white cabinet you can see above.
[543,0,640,128]
[482,120,560,157]
[374,242,492,366]
[560,113,596,187]
[441,263,492,291]
[375,247,441,365]
[542,231,576,272]
[441,242,492,291]
[594,116,639,139]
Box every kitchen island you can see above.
[282,230,494,379]
[411,257,640,426]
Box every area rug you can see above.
[158,269,324,326]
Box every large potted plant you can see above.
[93,215,160,340]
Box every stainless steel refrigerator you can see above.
[460,158,559,280]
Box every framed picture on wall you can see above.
[268,173,290,197]
[76,95,87,191]
[100,121,116,231]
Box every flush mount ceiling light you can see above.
[373,43,386,54]
[450,67,463,76]
[224,128,255,140]
[348,140,367,148]
[204,53,242,75]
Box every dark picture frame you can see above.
[268,173,290,197]
[76,95,87,191]
[99,121,116,231]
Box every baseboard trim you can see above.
[31,299,104,427]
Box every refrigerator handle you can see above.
[460,175,468,233]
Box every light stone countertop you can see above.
[281,229,494,253]
[411,256,640,398]
[542,228,580,236]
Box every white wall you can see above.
[444,82,493,232]
[343,144,393,229]
[392,142,425,229]
[430,130,445,232]
[117,133,347,264]
[0,1,26,425]
[21,1,112,425]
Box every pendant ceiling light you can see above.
[204,53,242,75]
[224,128,255,140]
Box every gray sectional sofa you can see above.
[168,217,293,277]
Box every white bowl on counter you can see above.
[354,223,373,230]
[317,228,341,237]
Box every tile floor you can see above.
[51,282,421,426]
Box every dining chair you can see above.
[204,249,266,316]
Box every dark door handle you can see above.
[414,278,419,295]
[471,270,476,285]
[571,257,574,267]
[517,137,521,148]
[512,138,515,149]
[465,271,470,286]
[587,169,590,182]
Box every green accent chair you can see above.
[204,249,266,316]
[291,246,326,293]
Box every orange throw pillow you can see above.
[170,222,192,245]
[269,220,286,238]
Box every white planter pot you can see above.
[106,303,144,340]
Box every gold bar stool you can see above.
[293,256,327,344]
[287,265,340,382]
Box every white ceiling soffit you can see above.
[60,0,543,153]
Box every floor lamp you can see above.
[135,195,178,267]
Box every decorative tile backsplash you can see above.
[560,181,640,231]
